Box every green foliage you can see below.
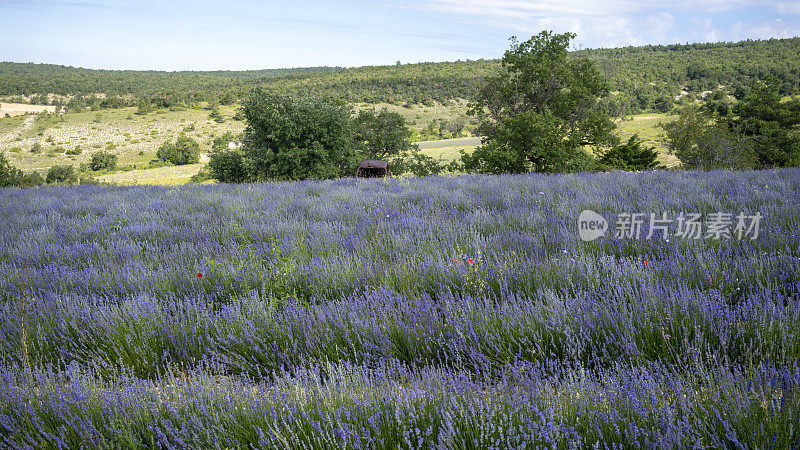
[90,151,118,171]
[65,146,82,155]
[211,132,237,152]
[30,142,42,154]
[241,89,355,180]
[156,134,201,165]
[464,31,616,174]
[190,167,213,183]
[1,38,799,114]
[390,149,445,177]
[209,105,224,123]
[208,150,249,183]
[598,135,661,171]
[16,171,44,187]
[353,108,416,160]
[0,153,44,188]
[0,153,23,187]
[46,165,77,184]
[661,107,757,170]
[728,83,800,168]
[135,99,152,115]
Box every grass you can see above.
[0,105,245,175]
[96,162,208,185]
[419,145,475,164]
[615,113,679,166]
[353,100,475,134]
[0,114,28,133]
[1,106,680,183]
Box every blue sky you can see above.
[1,0,799,71]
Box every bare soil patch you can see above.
[0,103,57,117]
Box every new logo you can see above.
[578,210,608,241]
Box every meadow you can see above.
[0,168,798,448]
[0,103,677,185]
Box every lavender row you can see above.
[1,359,797,449]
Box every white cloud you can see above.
[730,17,800,40]
[406,0,799,47]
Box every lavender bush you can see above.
[0,169,798,448]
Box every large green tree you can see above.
[463,31,617,174]
[240,90,355,180]
[353,108,416,160]
[661,106,757,170]
[728,83,800,168]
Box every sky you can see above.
[1,0,799,71]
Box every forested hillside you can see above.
[1,37,798,114]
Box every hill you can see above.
[2,37,799,115]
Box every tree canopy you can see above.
[463,31,617,174]
[240,90,356,181]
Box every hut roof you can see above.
[357,160,389,169]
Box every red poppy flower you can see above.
[197,273,203,278]
[643,260,648,267]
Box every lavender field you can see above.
[1,169,799,448]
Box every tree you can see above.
[90,151,118,171]
[240,89,355,180]
[212,132,237,152]
[463,31,617,174]
[46,165,77,184]
[390,149,446,177]
[135,99,152,115]
[597,135,661,171]
[209,105,224,123]
[728,83,800,168]
[353,108,417,160]
[16,172,44,188]
[157,134,201,165]
[0,153,23,187]
[208,150,249,183]
[660,106,756,170]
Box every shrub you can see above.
[46,165,77,184]
[157,134,200,165]
[16,172,44,187]
[598,134,662,171]
[390,149,447,177]
[208,150,248,183]
[65,146,82,155]
[190,166,214,183]
[0,153,23,187]
[211,132,237,152]
[30,143,42,153]
[90,151,118,171]
[209,106,224,123]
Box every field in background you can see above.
[0,105,243,175]
[615,113,679,167]
[0,102,56,117]
[0,104,677,183]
